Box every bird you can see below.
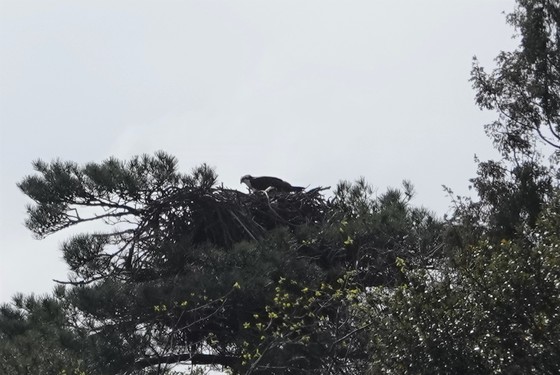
[240,175,305,193]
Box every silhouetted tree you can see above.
[0,289,92,375]
[17,152,440,374]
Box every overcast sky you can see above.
[0,0,517,303]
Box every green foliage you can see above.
[0,290,91,375]
[364,4,560,372]
[333,179,444,286]
[445,159,553,249]
[239,272,372,374]
[231,179,442,374]
[367,194,560,375]
[471,0,560,159]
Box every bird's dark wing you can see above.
[251,176,292,192]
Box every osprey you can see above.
[240,175,305,193]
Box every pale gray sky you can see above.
[1,0,515,302]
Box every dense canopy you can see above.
[2,0,560,374]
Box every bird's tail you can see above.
[291,186,306,192]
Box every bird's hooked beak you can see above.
[240,175,253,190]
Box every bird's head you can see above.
[240,175,252,184]
[239,174,253,185]
[240,175,254,190]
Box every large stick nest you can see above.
[139,186,332,249]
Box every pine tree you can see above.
[0,289,90,375]
[17,152,441,374]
